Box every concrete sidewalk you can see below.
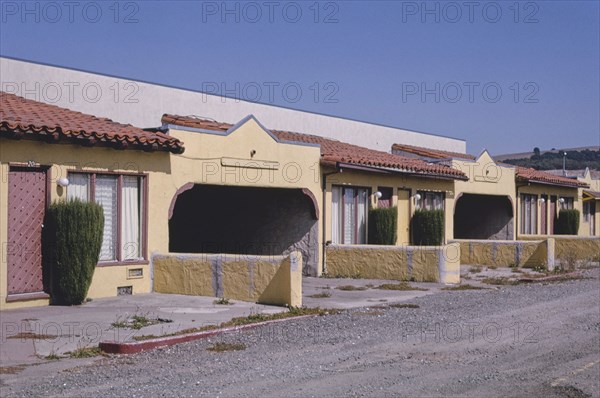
[0,277,445,367]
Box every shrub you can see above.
[411,209,444,245]
[45,199,104,305]
[554,209,580,235]
[368,206,397,245]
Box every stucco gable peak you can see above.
[226,114,281,143]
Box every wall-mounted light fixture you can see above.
[539,198,545,203]
[57,177,70,187]
[374,191,383,199]
[414,193,422,201]
[559,197,565,204]
[250,149,256,158]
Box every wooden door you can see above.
[7,168,47,295]
[396,189,410,245]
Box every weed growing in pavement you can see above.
[207,342,246,352]
[488,265,498,270]
[482,277,522,286]
[213,297,232,305]
[131,307,341,341]
[531,265,547,273]
[67,346,103,359]
[0,365,27,375]
[559,248,578,272]
[6,332,59,340]
[45,352,60,360]
[469,266,483,273]
[376,283,428,291]
[321,272,363,279]
[336,285,368,291]
[111,312,172,330]
[441,284,488,291]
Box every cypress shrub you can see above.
[45,199,104,305]
[554,209,580,235]
[368,206,398,245]
[411,209,444,245]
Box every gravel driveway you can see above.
[2,269,599,398]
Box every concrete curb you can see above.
[99,315,316,355]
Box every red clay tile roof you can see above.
[162,114,468,180]
[392,143,475,160]
[515,166,588,188]
[1,92,184,153]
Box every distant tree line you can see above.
[503,149,600,170]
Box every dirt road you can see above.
[2,270,599,397]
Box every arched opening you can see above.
[454,194,514,240]
[169,184,319,275]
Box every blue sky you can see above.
[0,0,598,154]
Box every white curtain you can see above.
[67,173,89,201]
[96,176,118,261]
[343,188,355,244]
[357,189,368,244]
[121,176,141,260]
[331,187,341,244]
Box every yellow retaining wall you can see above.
[152,251,302,307]
[325,243,460,284]
[519,235,600,262]
[452,239,553,269]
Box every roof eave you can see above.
[0,125,184,154]
[334,161,467,181]
[516,177,588,189]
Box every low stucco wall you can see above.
[452,239,554,269]
[324,244,460,284]
[152,251,302,307]
[87,264,152,299]
[519,235,600,262]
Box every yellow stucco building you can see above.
[1,92,597,309]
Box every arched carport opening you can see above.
[169,184,319,275]
[454,194,514,240]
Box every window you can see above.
[560,197,574,210]
[377,187,393,208]
[583,201,591,223]
[332,186,369,244]
[520,194,537,234]
[68,172,145,263]
[416,191,445,211]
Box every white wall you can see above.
[0,57,466,153]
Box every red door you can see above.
[7,168,47,295]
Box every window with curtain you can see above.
[520,194,538,234]
[560,197,574,210]
[416,191,445,211]
[96,176,118,261]
[331,186,369,244]
[67,172,145,263]
[66,173,90,201]
[584,201,591,222]
[121,175,142,260]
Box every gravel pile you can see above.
[3,269,599,398]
